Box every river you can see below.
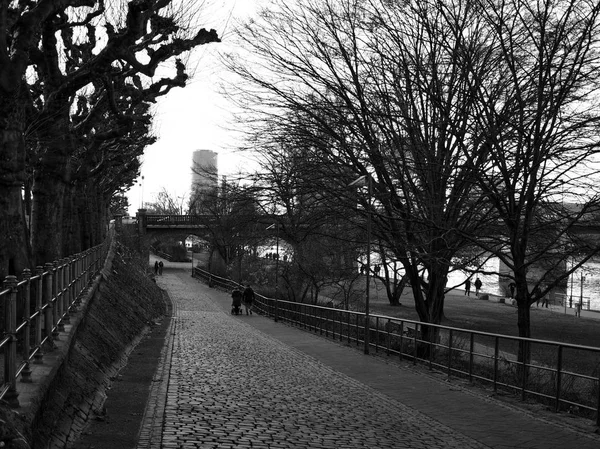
[447,257,600,311]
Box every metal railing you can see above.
[145,214,210,227]
[0,242,108,407]
[192,266,600,426]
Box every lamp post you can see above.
[348,174,372,355]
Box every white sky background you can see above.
[126,0,258,215]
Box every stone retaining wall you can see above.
[18,237,165,449]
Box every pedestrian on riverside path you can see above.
[509,282,516,298]
[540,285,549,308]
[231,288,243,315]
[154,260,159,275]
[243,284,255,315]
[158,261,164,275]
[464,279,471,297]
[474,277,482,297]
[533,285,542,307]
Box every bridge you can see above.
[120,212,284,251]
[133,212,600,236]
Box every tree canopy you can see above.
[0,0,220,278]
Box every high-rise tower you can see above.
[190,150,218,213]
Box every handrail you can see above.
[192,265,600,426]
[0,240,110,408]
[145,214,210,226]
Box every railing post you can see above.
[469,333,474,381]
[399,321,404,360]
[34,266,44,364]
[555,345,563,413]
[521,340,529,401]
[447,329,453,378]
[386,319,391,356]
[44,262,56,349]
[71,256,80,310]
[597,372,600,427]
[62,258,71,324]
[56,260,65,333]
[493,336,499,392]
[3,276,20,407]
[20,269,32,383]
[74,255,80,298]
[375,316,380,353]
[413,324,418,365]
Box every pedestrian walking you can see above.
[464,279,471,297]
[474,277,482,297]
[243,284,255,315]
[154,260,159,275]
[231,288,243,315]
[533,285,541,307]
[541,296,549,308]
[508,282,516,298]
[540,286,549,308]
[158,261,164,275]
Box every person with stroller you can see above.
[243,284,255,315]
[231,288,243,315]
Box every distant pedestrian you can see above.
[158,261,164,275]
[154,260,159,275]
[231,288,243,315]
[532,285,542,307]
[508,282,516,298]
[540,286,549,308]
[464,279,471,297]
[541,295,549,308]
[474,277,482,297]
[243,284,255,315]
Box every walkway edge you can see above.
[136,291,176,449]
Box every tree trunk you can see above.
[515,277,532,366]
[0,93,32,279]
[31,172,67,264]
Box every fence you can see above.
[0,242,109,407]
[192,266,600,426]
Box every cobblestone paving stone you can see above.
[156,273,488,449]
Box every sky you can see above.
[126,0,258,215]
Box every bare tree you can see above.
[458,0,600,345]
[193,178,260,279]
[0,0,220,278]
[224,0,494,340]
[145,188,187,215]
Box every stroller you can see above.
[231,289,243,315]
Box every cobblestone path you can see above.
[146,271,487,449]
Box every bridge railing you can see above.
[145,214,210,226]
[0,241,109,407]
[192,265,600,426]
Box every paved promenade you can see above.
[120,261,600,449]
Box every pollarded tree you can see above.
[27,1,220,265]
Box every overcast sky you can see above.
[126,0,257,215]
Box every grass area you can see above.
[367,279,600,349]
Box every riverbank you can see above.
[367,278,600,347]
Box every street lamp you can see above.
[348,174,372,355]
